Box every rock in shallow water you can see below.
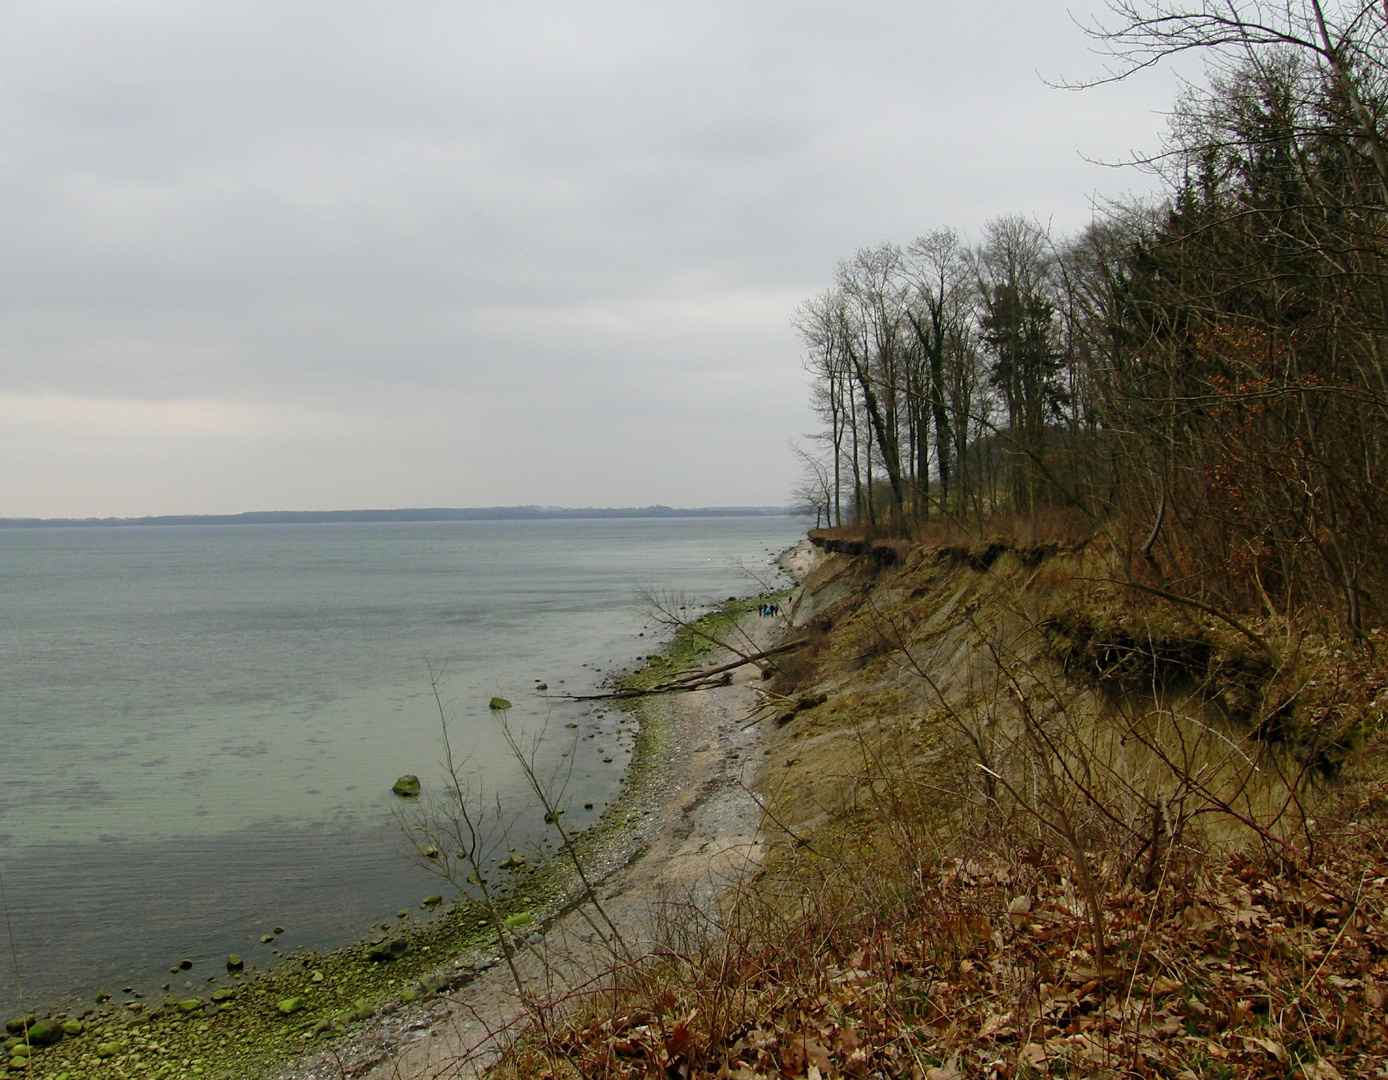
[226,953,244,971]
[489,697,511,710]
[392,774,421,797]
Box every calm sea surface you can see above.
[0,516,804,1013]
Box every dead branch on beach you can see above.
[637,587,770,663]
[543,640,808,702]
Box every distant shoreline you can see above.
[0,505,796,529]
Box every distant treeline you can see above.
[0,506,793,529]
[793,1,1388,639]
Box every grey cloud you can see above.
[0,1,1188,515]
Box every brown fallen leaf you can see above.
[1244,1035,1287,1061]
[924,1054,961,1080]
[1018,1043,1048,1067]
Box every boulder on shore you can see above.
[25,1018,63,1046]
[366,936,408,962]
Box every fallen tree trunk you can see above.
[548,639,808,701]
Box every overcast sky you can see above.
[0,1,1187,518]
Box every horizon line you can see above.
[0,504,802,529]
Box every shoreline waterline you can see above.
[4,538,808,1080]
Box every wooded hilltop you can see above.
[791,0,1388,644]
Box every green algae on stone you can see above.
[24,1018,63,1046]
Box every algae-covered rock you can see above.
[177,998,204,1013]
[399,988,417,1003]
[8,1055,28,1071]
[503,911,533,929]
[277,997,303,1015]
[352,999,374,1021]
[95,1042,119,1058]
[60,1020,81,1036]
[366,937,407,962]
[421,894,443,907]
[210,988,235,1002]
[24,1019,62,1046]
[226,953,244,971]
[420,845,439,858]
[2,1019,31,1037]
[391,775,421,797]
[488,697,511,710]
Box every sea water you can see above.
[0,515,804,1012]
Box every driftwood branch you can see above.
[546,639,808,701]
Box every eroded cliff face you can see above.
[765,536,1309,860]
[486,532,1388,1079]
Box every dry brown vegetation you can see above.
[489,532,1388,1080]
